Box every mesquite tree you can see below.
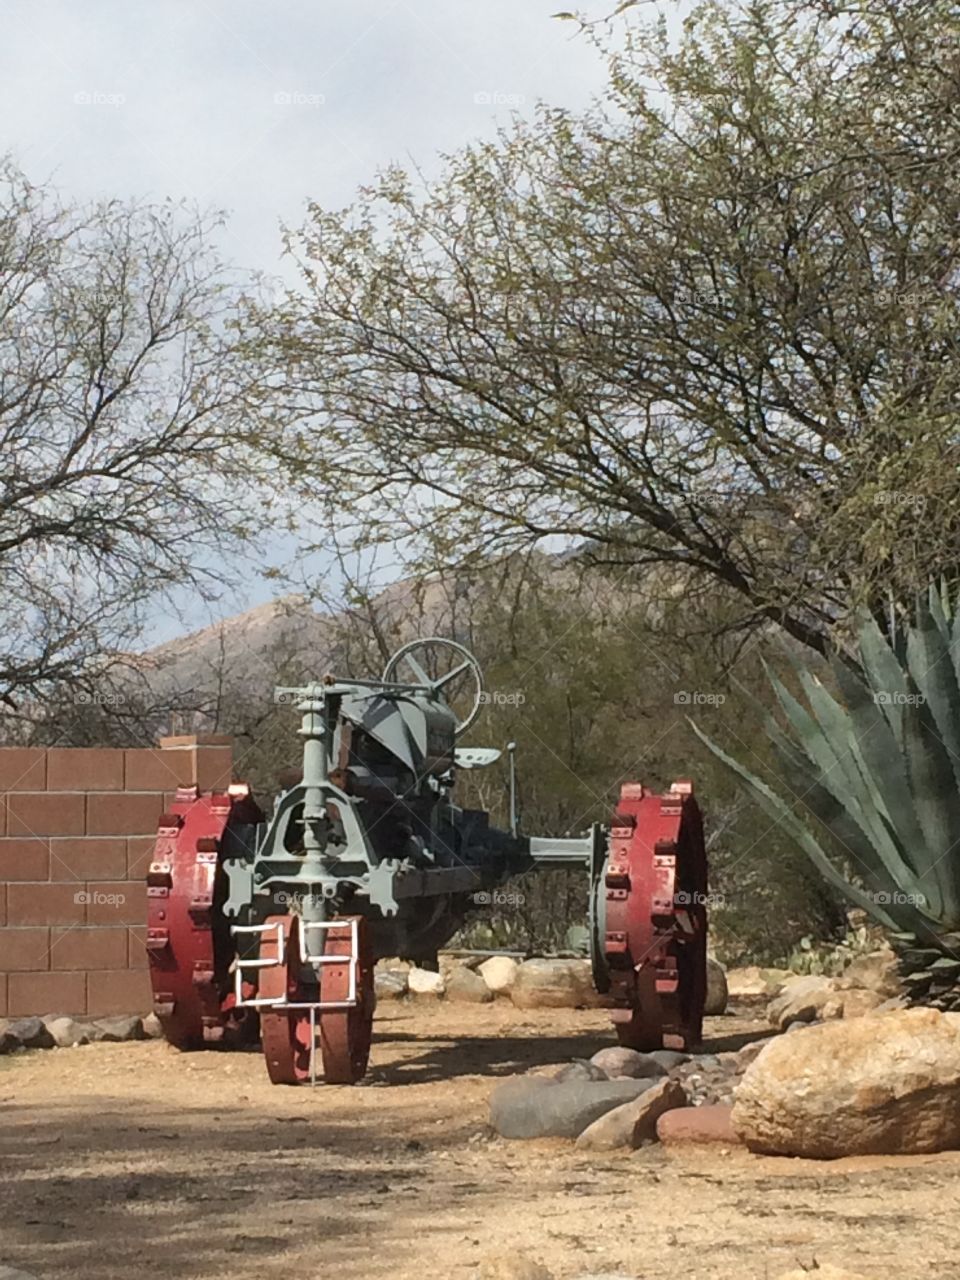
[264,0,960,653]
[0,163,270,712]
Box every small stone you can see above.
[7,1017,54,1049]
[479,1253,553,1280]
[489,1075,656,1139]
[576,1077,688,1150]
[656,1103,739,1146]
[445,965,494,1004]
[407,967,445,997]
[590,1046,667,1079]
[775,1268,868,1280]
[41,1016,90,1048]
[704,957,728,1015]
[838,948,903,999]
[374,971,408,1001]
[478,955,520,995]
[89,1015,144,1042]
[141,1012,164,1038]
[554,1059,608,1082]
[767,975,841,1030]
[649,1049,690,1071]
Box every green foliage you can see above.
[695,585,960,940]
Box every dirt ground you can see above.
[2,1002,959,1280]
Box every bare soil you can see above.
[1,1002,958,1280]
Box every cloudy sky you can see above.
[2,1,627,640]
[2,1,616,279]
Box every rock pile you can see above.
[0,1012,156,1055]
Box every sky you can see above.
[1,0,624,642]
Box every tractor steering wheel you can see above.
[382,637,484,737]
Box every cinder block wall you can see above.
[0,736,233,1018]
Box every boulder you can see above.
[733,1007,960,1157]
[704,958,728,1015]
[766,975,842,1030]
[6,1017,54,1049]
[374,971,408,1001]
[407,967,445,997]
[42,1016,90,1048]
[375,957,411,974]
[445,965,494,1004]
[589,1047,667,1080]
[89,1015,144,1042]
[510,958,597,1010]
[489,1075,656,1139]
[656,1103,739,1146]
[478,955,520,995]
[838,949,903,999]
[575,1077,688,1150]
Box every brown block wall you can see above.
[0,736,233,1018]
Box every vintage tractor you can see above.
[145,638,708,1084]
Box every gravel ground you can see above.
[1,1001,958,1280]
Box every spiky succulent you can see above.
[693,583,960,1007]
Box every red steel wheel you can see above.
[258,915,316,1085]
[319,916,375,1085]
[146,784,263,1050]
[603,780,707,1053]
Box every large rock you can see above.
[575,1077,688,1150]
[589,1047,666,1080]
[141,1012,164,1038]
[839,949,903,999]
[656,1103,739,1146]
[445,965,494,1004]
[554,1060,608,1083]
[407,967,445,997]
[478,955,520,995]
[733,1008,960,1157]
[510,958,597,1010]
[704,957,728,1015]
[489,1075,656,1139]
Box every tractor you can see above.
[145,638,708,1084]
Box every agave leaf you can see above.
[689,721,925,932]
[929,581,951,644]
[796,666,931,906]
[905,593,960,797]
[827,657,931,886]
[856,610,907,746]
[901,694,960,927]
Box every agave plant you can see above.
[692,583,960,1009]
